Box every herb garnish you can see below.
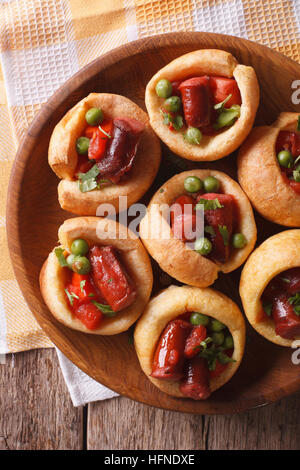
[218,225,229,246]
[288,292,300,316]
[80,280,86,293]
[77,164,111,193]
[263,302,272,317]
[77,164,100,193]
[293,169,300,182]
[199,337,213,350]
[214,94,232,111]
[64,288,79,307]
[199,343,236,371]
[294,155,300,166]
[98,124,112,139]
[297,115,300,132]
[196,198,224,211]
[160,109,183,131]
[204,225,216,237]
[55,247,68,267]
[91,301,115,317]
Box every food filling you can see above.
[74,107,145,192]
[155,75,242,145]
[151,311,235,400]
[276,118,300,195]
[260,267,300,340]
[55,238,136,330]
[169,175,247,264]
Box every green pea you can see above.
[76,136,90,155]
[190,312,210,326]
[212,332,225,346]
[72,256,91,275]
[194,237,212,256]
[85,107,104,126]
[232,233,247,249]
[277,150,293,168]
[203,176,220,193]
[185,127,202,145]
[164,96,181,113]
[155,79,172,98]
[71,239,89,256]
[210,319,226,332]
[184,176,203,193]
[223,335,234,349]
[66,253,78,270]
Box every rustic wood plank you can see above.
[206,391,300,450]
[87,392,300,450]
[0,349,83,450]
[87,396,207,450]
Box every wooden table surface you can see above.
[0,348,299,450]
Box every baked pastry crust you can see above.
[238,112,300,226]
[139,169,257,287]
[145,49,259,161]
[49,93,161,215]
[134,285,245,398]
[40,217,153,335]
[240,229,300,346]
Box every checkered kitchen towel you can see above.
[0,0,299,404]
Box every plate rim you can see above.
[6,31,300,415]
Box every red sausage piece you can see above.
[272,295,300,340]
[179,76,212,128]
[171,80,183,97]
[184,325,207,359]
[65,272,100,310]
[73,302,103,330]
[170,195,203,242]
[170,195,195,225]
[151,320,192,381]
[279,268,300,296]
[209,76,241,108]
[180,356,211,400]
[97,117,144,179]
[89,245,136,312]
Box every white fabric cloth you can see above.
[56,348,119,406]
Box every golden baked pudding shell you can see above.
[145,49,259,161]
[40,217,153,335]
[134,285,246,398]
[238,112,300,227]
[139,169,257,288]
[49,93,161,215]
[240,229,300,347]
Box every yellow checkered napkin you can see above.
[0,0,299,353]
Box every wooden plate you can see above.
[7,32,300,414]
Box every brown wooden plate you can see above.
[6,32,300,414]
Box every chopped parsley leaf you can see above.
[55,247,68,267]
[196,198,223,211]
[64,288,79,307]
[218,225,229,246]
